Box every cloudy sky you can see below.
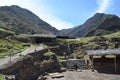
[0,0,119,30]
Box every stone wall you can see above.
[0,49,60,80]
[66,59,87,69]
[49,43,82,56]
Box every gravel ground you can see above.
[47,70,120,80]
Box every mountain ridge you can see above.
[1,5,120,37]
[0,5,60,35]
[60,13,120,37]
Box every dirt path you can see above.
[0,44,46,68]
[47,70,120,80]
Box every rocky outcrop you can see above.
[0,49,60,80]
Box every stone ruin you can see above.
[0,49,60,80]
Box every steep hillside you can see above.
[61,26,82,37]
[0,5,60,35]
[60,13,120,37]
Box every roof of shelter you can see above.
[86,49,120,56]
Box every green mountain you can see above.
[60,13,120,37]
[0,5,60,35]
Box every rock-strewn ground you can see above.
[47,70,120,80]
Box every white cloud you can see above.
[37,14,74,30]
[96,0,111,13]
[31,2,74,30]
[0,0,74,30]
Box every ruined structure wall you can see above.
[0,49,60,80]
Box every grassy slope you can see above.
[104,31,120,37]
[65,31,120,43]
[64,37,95,43]
[63,31,120,50]
[0,28,30,58]
[0,38,28,58]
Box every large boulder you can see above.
[0,49,60,80]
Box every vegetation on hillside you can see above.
[0,28,14,38]
[0,5,59,35]
[104,31,120,37]
[0,28,31,58]
[0,38,29,58]
[62,31,120,50]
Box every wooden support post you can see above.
[114,55,117,73]
[92,55,94,72]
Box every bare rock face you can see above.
[0,49,60,80]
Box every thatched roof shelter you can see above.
[30,34,56,43]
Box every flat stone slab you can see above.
[49,73,64,78]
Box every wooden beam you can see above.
[114,55,117,72]
[92,55,94,72]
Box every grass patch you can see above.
[0,28,14,34]
[78,37,95,43]
[44,51,55,56]
[0,74,4,80]
[16,34,30,38]
[64,37,95,43]
[65,31,120,43]
[57,56,65,59]
[0,39,29,58]
[104,31,120,37]
[47,45,59,48]
[84,42,96,49]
